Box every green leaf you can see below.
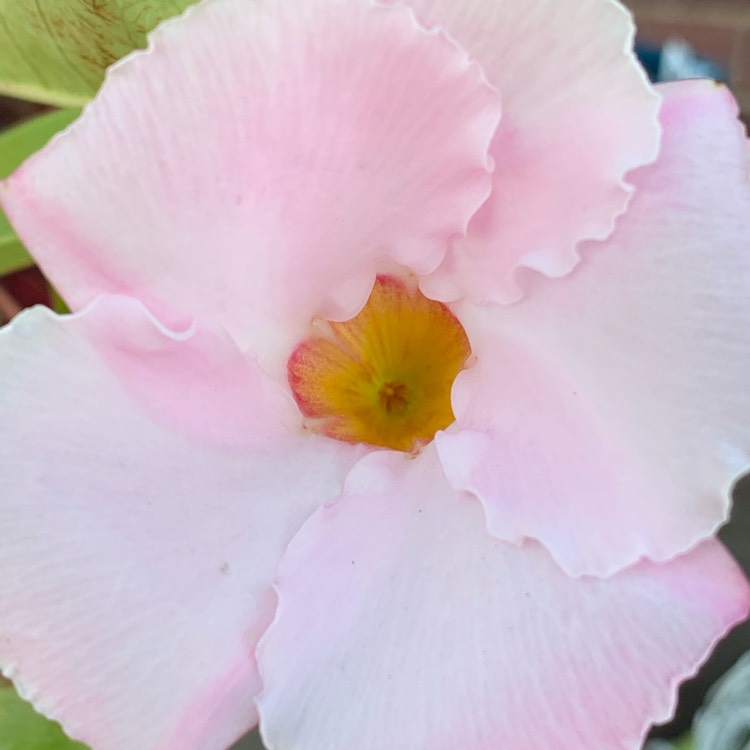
[0,235,35,277]
[50,284,70,314]
[674,735,694,750]
[0,0,196,107]
[0,680,89,750]
[0,107,81,275]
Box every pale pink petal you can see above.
[257,447,749,750]
[403,0,661,303]
[437,80,750,577]
[0,297,359,750]
[1,0,501,369]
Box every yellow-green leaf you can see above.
[0,679,89,750]
[674,737,694,750]
[0,0,196,107]
[0,107,81,275]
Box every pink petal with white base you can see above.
[0,297,359,750]
[437,80,750,577]
[1,0,501,369]
[257,447,749,750]
[403,0,661,303]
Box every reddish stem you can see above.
[0,283,22,323]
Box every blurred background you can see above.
[627,0,747,100]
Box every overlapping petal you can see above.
[401,0,661,303]
[0,0,501,370]
[436,80,750,577]
[257,447,749,750]
[0,296,359,750]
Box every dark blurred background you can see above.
[626,0,750,121]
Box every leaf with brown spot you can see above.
[0,0,196,107]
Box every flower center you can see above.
[288,274,471,452]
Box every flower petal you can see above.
[257,447,749,750]
[0,297,359,750]
[1,0,501,369]
[437,80,750,577]
[404,0,661,303]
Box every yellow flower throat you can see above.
[288,275,471,452]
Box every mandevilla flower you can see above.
[1,0,749,748]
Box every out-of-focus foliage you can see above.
[0,680,89,750]
[0,108,80,275]
[676,736,695,750]
[693,652,750,750]
[646,737,694,750]
[0,0,196,107]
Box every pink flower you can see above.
[1,0,750,748]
